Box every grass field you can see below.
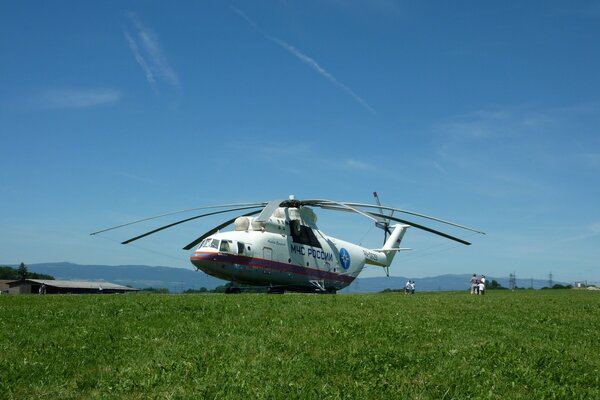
[1,290,599,399]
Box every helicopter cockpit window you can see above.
[207,239,219,249]
[219,240,232,253]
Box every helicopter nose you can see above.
[190,253,212,275]
[190,250,222,273]
[190,251,211,267]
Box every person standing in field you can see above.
[410,281,416,294]
[470,274,478,294]
[405,280,411,294]
[479,275,486,295]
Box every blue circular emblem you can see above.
[339,248,351,270]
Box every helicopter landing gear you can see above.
[225,287,241,294]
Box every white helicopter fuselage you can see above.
[190,207,407,292]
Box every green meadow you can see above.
[1,290,599,399]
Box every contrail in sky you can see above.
[124,12,180,91]
[230,6,376,114]
[124,31,155,85]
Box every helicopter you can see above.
[91,193,484,294]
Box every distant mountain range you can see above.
[18,262,563,293]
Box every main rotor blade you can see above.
[312,203,473,245]
[300,199,379,222]
[311,200,485,235]
[373,192,391,245]
[182,210,261,250]
[255,199,285,222]
[365,211,473,245]
[373,192,387,217]
[91,202,267,236]
[121,206,262,245]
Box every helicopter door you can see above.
[263,247,272,260]
[237,242,245,255]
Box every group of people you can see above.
[404,280,416,294]
[470,274,486,295]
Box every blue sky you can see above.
[1,1,599,284]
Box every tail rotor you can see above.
[373,191,393,276]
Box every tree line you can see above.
[0,263,55,280]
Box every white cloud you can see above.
[573,153,600,169]
[228,141,312,157]
[435,107,550,141]
[227,140,380,175]
[230,6,375,114]
[36,88,121,109]
[341,159,378,171]
[431,102,600,199]
[124,13,180,91]
[119,173,156,184]
[437,103,599,143]
[432,161,448,175]
[324,0,403,17]
[557,221,600,243]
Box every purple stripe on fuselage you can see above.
[190,252,354,283]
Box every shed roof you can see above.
[0,280,12,291]
[9,279,138,291]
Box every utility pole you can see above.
[509,272,516,290]
[548,272,553,288]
